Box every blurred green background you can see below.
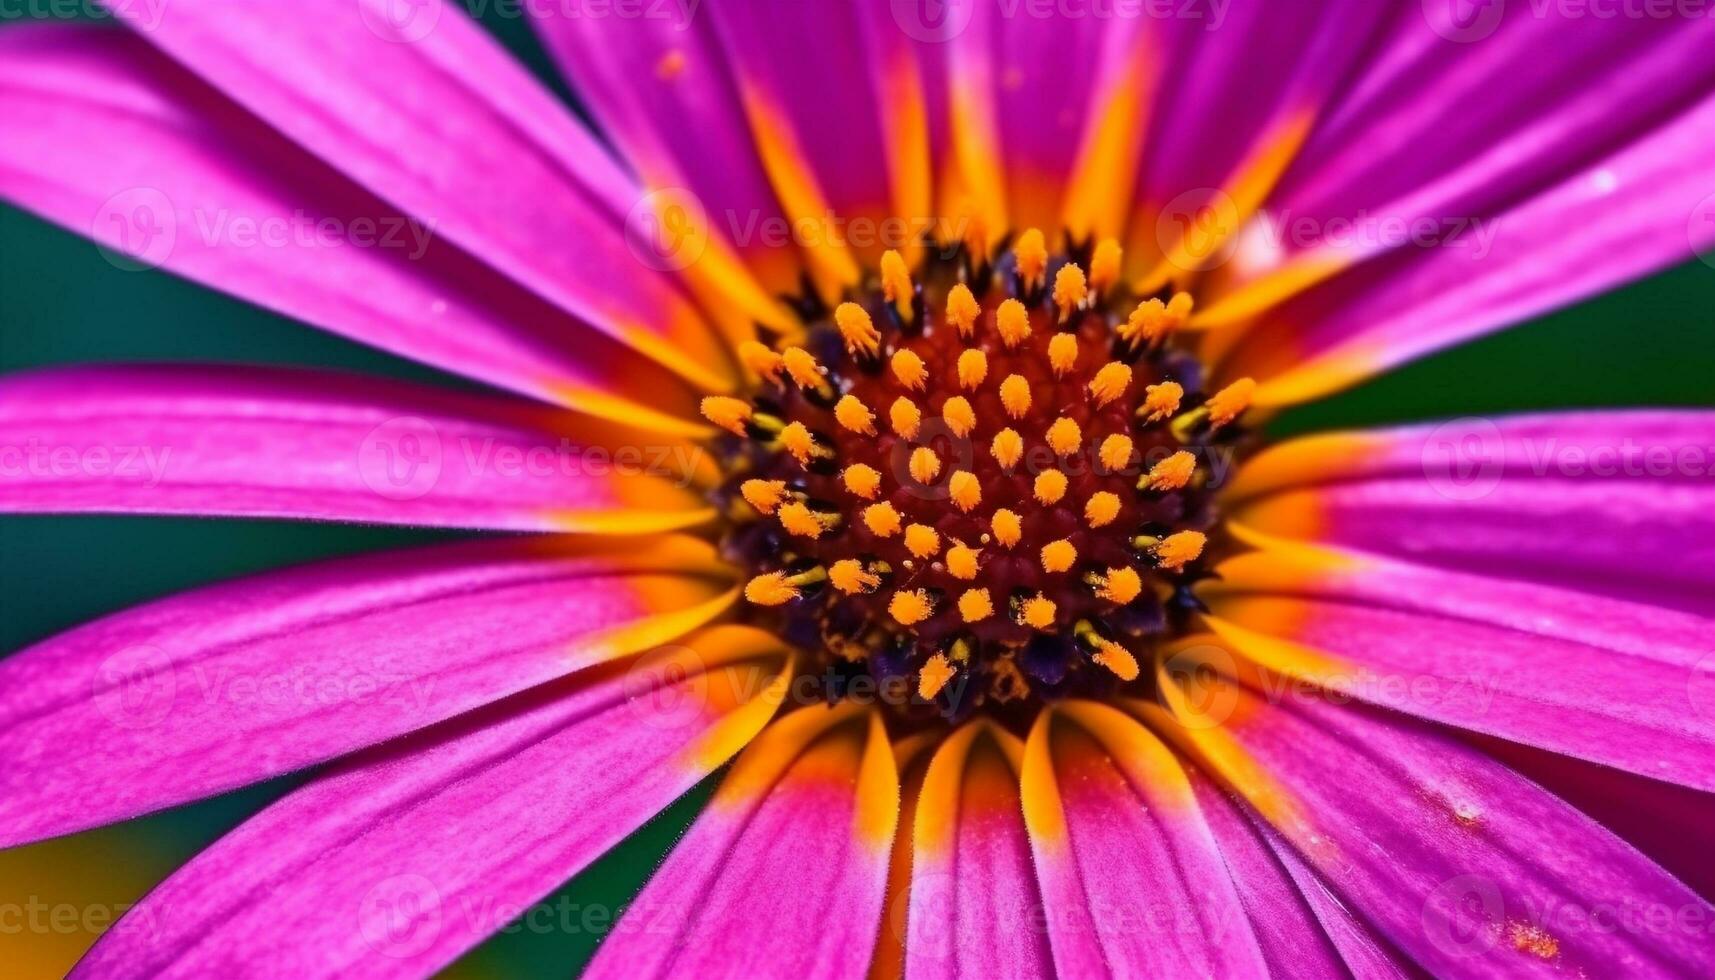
[2,4,1714,978]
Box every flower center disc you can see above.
[704,232,1255,725]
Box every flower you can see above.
[2,1,1714,977]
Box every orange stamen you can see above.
[946,543,981,580]
[999,374,1031,418]
[1090,566,1143,604]
[1040,539,1077,573]
[880,249,913,319]
[891,589,935,626]
[908,446,943,484]
[958,588,994,623]
[1048,333,1079,377]
[996,298,1031,348]
[946,283,981,338]
[1033,469,1068,505]
[904,523,941,560]
[942,396,977,437]
[834,394,876,434]
[957,348,988,390]
[700,396,752,436]
[1140,381,1183,422]
[890,396,922,439]
[835,301,881,356]
[1140,450,1197,491]
[918,652,956,697]
[1013,228,1048,290]
[1098,434,1134,471]
[1052,263,1087,321]
[1088,362,1132,407]
[948,470,982,512]
[829,558,881,595]
[1018,593,1057,630]
[863,502,902,537]
[843,464,882,499]
[738,340,783,382]
[1084,491,1121,528]
[990,428,1024,469]
[740,479,788,515]
[778,501,829,538]
[891,349,928,390]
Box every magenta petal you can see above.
[1474,735,1715,901]
[906,723,1052,980]
[71,626,791,978]
[527,7,803,299]
[1229,88,1715,405]
[94,0,734,391]
[0,536,734,846]
[700,1,905,274]
[585,709,898,979]
[1206,547,1715,791]
[1150,680,1715,977]
[0,24,711,425]
[1128,0,1389,272]
[945,0,1122,232]
[1255,9,1715,282]
[0,364,710,531]
[1188,770,1411,978]
[1231,411,1715,608]
[1021,705,1268,977]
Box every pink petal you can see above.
[526,7,807,309]
[96,0,735,393]
[1205,8,1715,324]
[1126,0,1390,281]
[1188,769,1412,977]
[697,1,920,284]
[585,708,898,979]
[904,722,1051,980]
[0,535,735,846]
[0,364,712,532]
[942,0,1132,235]
[1473,735,1715,901]
[1220,87,1715,407]
[70,626,792,978]
[1143,667,1715,977]
[1020,703,1268,976]
[1203,550,1715,790]
[0,23,710,430]
[1228,411,1715,608]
